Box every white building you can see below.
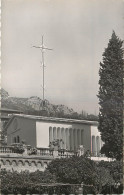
[5,114,103,156]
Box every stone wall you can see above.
[0,154,54,172]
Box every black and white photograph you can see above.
[0,0,124,194]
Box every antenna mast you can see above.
[33,36,52,109]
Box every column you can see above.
[57,127,61,140]
[92,136,95,156]
[77,129,80,148]
[69,129,71,150]
[73,129,77,151]
[66,128,70,150]
[49,127,53,144]
[96,136,100,156]
[61,128,64,149]
[53,127,57,140]
[81,130,83,145]
[72,129,75,150]
[63,128,66,149]
[79,129,82,146]
[70,128,74,151]
[95,137,98,156]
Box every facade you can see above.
[6,114,103,156]
[0,108,23,145]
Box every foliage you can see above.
[47,156,95,184]
[1,157,122,194]
[49,139,64,151]
[11,143,25,154]
[98,31,123,160]
[0,169,57,194]
[46,156,115,194]
[98,160,123,184]
[28,147,37,155]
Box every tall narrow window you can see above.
[17,136,20,143]
[14,137,16,143]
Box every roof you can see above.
[0,115,10,120]
[5,114,98,130]
[0,108,23,113]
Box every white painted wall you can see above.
[91,125,104,154]
[36,121,72,147]
[91,125,101,137]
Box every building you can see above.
[0,108,23,145]
[6,114,103,156]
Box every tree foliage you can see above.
[46,156,115,194]
[1,157,123,194]
[98,31,123,160]
[47,156,96,184]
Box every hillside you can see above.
[1,88,98,120]
[0,88,75,117]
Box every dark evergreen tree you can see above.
[98,31,123,160]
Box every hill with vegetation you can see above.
[1,88,98,121]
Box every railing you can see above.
[37,148,54,156]
[0,146,106,158]
[91,151,105,157]
[58,150,75,158]
[0,146,16,153]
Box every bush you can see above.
[11,143,25,154]
[1,158,122,194]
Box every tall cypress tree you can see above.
[98,31,123,160]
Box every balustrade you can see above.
[0,146,15,153]
[90,151,105,157]
[0,146,105,158]
[37,148,53,156]
[58,150,74,158]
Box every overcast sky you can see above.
[1,0,124,114]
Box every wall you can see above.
[91,125,103,155]
[7,117,36,147]
[36,121,91,152]
[0,154,53,172]
[7,116,97,153]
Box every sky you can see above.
[1,0,124,114]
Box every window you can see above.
[14,137,16,143]
[17,136,20,143]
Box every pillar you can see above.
[81,130,83,145]
[53,127,57,140]
[77,129,80,148]
[70,128,74,151]
[96,136,100,156]
[66,128,70,150]
[92,136,96,156]
[63,128,66,149]
[79,129,82,146]
[61,128,64,149]
[57,127,61,140]
[49,127,53,144]
[73,129,77,150]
